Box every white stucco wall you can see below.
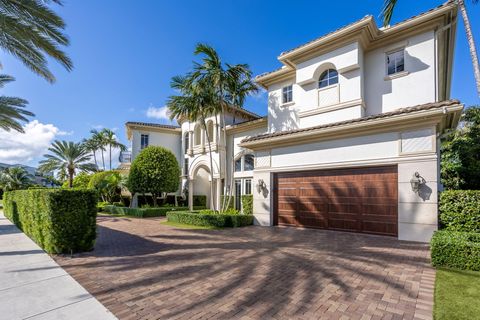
[131,130,181,164]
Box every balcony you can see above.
[119,151,132,163]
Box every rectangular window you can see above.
[234,179,242,210]
[245,179,252,195]
[234,158,242,172]
[184,158,189,176]
[282,85,293,104]
[140,134,149,149]
[244,154,254,171]
[386,49,405,75]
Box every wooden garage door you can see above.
[274,166,398,236]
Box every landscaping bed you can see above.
[102,205,205,218]
[166,210,253,228]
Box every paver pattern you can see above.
[54,215,435,320]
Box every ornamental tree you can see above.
[127,146,180,206]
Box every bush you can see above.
[62,172,92,189]
[127,147,180,206]
[199,208,240,215]
[3,189,98,253]
[431,230,480,271]
[166,211,253,228]
[220,195,235,210]
[439,190,480,232]
[103,205,205,218]
[241,195,253,215]
[97,201,109,212]
[193,195,207,207]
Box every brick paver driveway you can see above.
[54,215,435,320]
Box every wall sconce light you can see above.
[410,172,426,193]
[256,179,266,193]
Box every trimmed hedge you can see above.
[3,189,97,253]
[241,195,253,215]
[166,211,253,228]
[103,205,205,218]
[431,230,480,271]
[193,195,207,207]
[439,190,480,232]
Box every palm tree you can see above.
[38,140,97,188]
[0,167,34,191]
[0,75,34,132]
[82,137,99,169]
[167,75,217,209]
[381,0,480,97]
[0,0,73,83]
[101,128,127,170]
[192,43,258,211]
[90,129,107,170]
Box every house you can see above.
[123,2,463,242]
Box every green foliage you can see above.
[220,195,234,209]
[167,211,253,228]
[62,172,92,189]
[439,190,480,232]
[0,167,34,191]
[193,195,207,207]
[0,75,34,132]
[431,231,480,271]
[441,106,480,190]
[241,195,253,215]
[127,147,180,206]
[103,205,203,218]
[3,189,98,253]
[97,201,109,212]
[88,171,124,203]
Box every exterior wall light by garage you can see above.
[410,172,426,193]
[256,179,266,193]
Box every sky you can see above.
[1,0,479,167]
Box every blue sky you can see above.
[1,0,479,166]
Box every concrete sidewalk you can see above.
[0,212,117,320]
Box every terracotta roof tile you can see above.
[125,122,180,129]
[241,99,461,143]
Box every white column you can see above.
[188,179,194,211]
[189,131,193,151]
[216,178,222,211]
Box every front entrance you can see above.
[273,165,398,236]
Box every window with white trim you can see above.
[318,69,338,88]
[183,158,189,176]
[140,134,149,149]
[386,49,405,75]
[282,85,293,104]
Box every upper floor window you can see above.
[387,49,405,75]
[282,85,293,104]
[140,134,149,149]
[235,158,242,172]
[235,154,255,172]
[318,69,338,88]
[194,124,202,146]
[184,158,189,176]
[184,133,189,153]
[206,120,214,143]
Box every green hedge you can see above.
[241,195,253,215]
[439,190,480,232]
[431,231,480,271]
[166,211,253,228]
[193,195,207,207]
[3,189,98,253]
[103,205,205,218]
[220,195,235,210]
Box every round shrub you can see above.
[62,172,92,189]
[127,146,180,206]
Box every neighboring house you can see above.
[123,2,463,242]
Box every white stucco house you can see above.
[123,2,463,242]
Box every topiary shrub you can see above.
[431,230,480,271]
[439,190,480,232]
[3,189,98,253]
[166,211,253,228]
[127,147,180,207]
[241,195,253,215]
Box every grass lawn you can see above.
[435,268,480,320]
[160,220,220,230]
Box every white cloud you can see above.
[146,106,170,120]
[0,120,61,165]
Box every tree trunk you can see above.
[459,0,480,97]
[68,168,74,188]
[220,106,230,212]
[202,119,216,210]
[92,150,98,168]
[109,144,112,170]
[101,149,105,171]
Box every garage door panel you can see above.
[275,165,398,237]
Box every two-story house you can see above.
[123,2,463,242]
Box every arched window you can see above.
[184,133,189,153]
[194,124,201,146]
[318,69,338,88]
[244,154,255,171]
[206,121,214,143]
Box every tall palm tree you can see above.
[167,74,217,209]
[82,137,99,169]
[0,167,33,191]
[381,0,480,97]
[192,43,258,211]
[0,0,73,83]
[101,128,127,170]
[90,129,107,170]
[0,75,34,132]
[38,140,97,188]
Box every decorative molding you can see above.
[384,71,409,81]
[299,99,364,118]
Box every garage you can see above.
[273,165,398,236]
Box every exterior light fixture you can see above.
[256,179,266,193]
[410,172,426,193]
